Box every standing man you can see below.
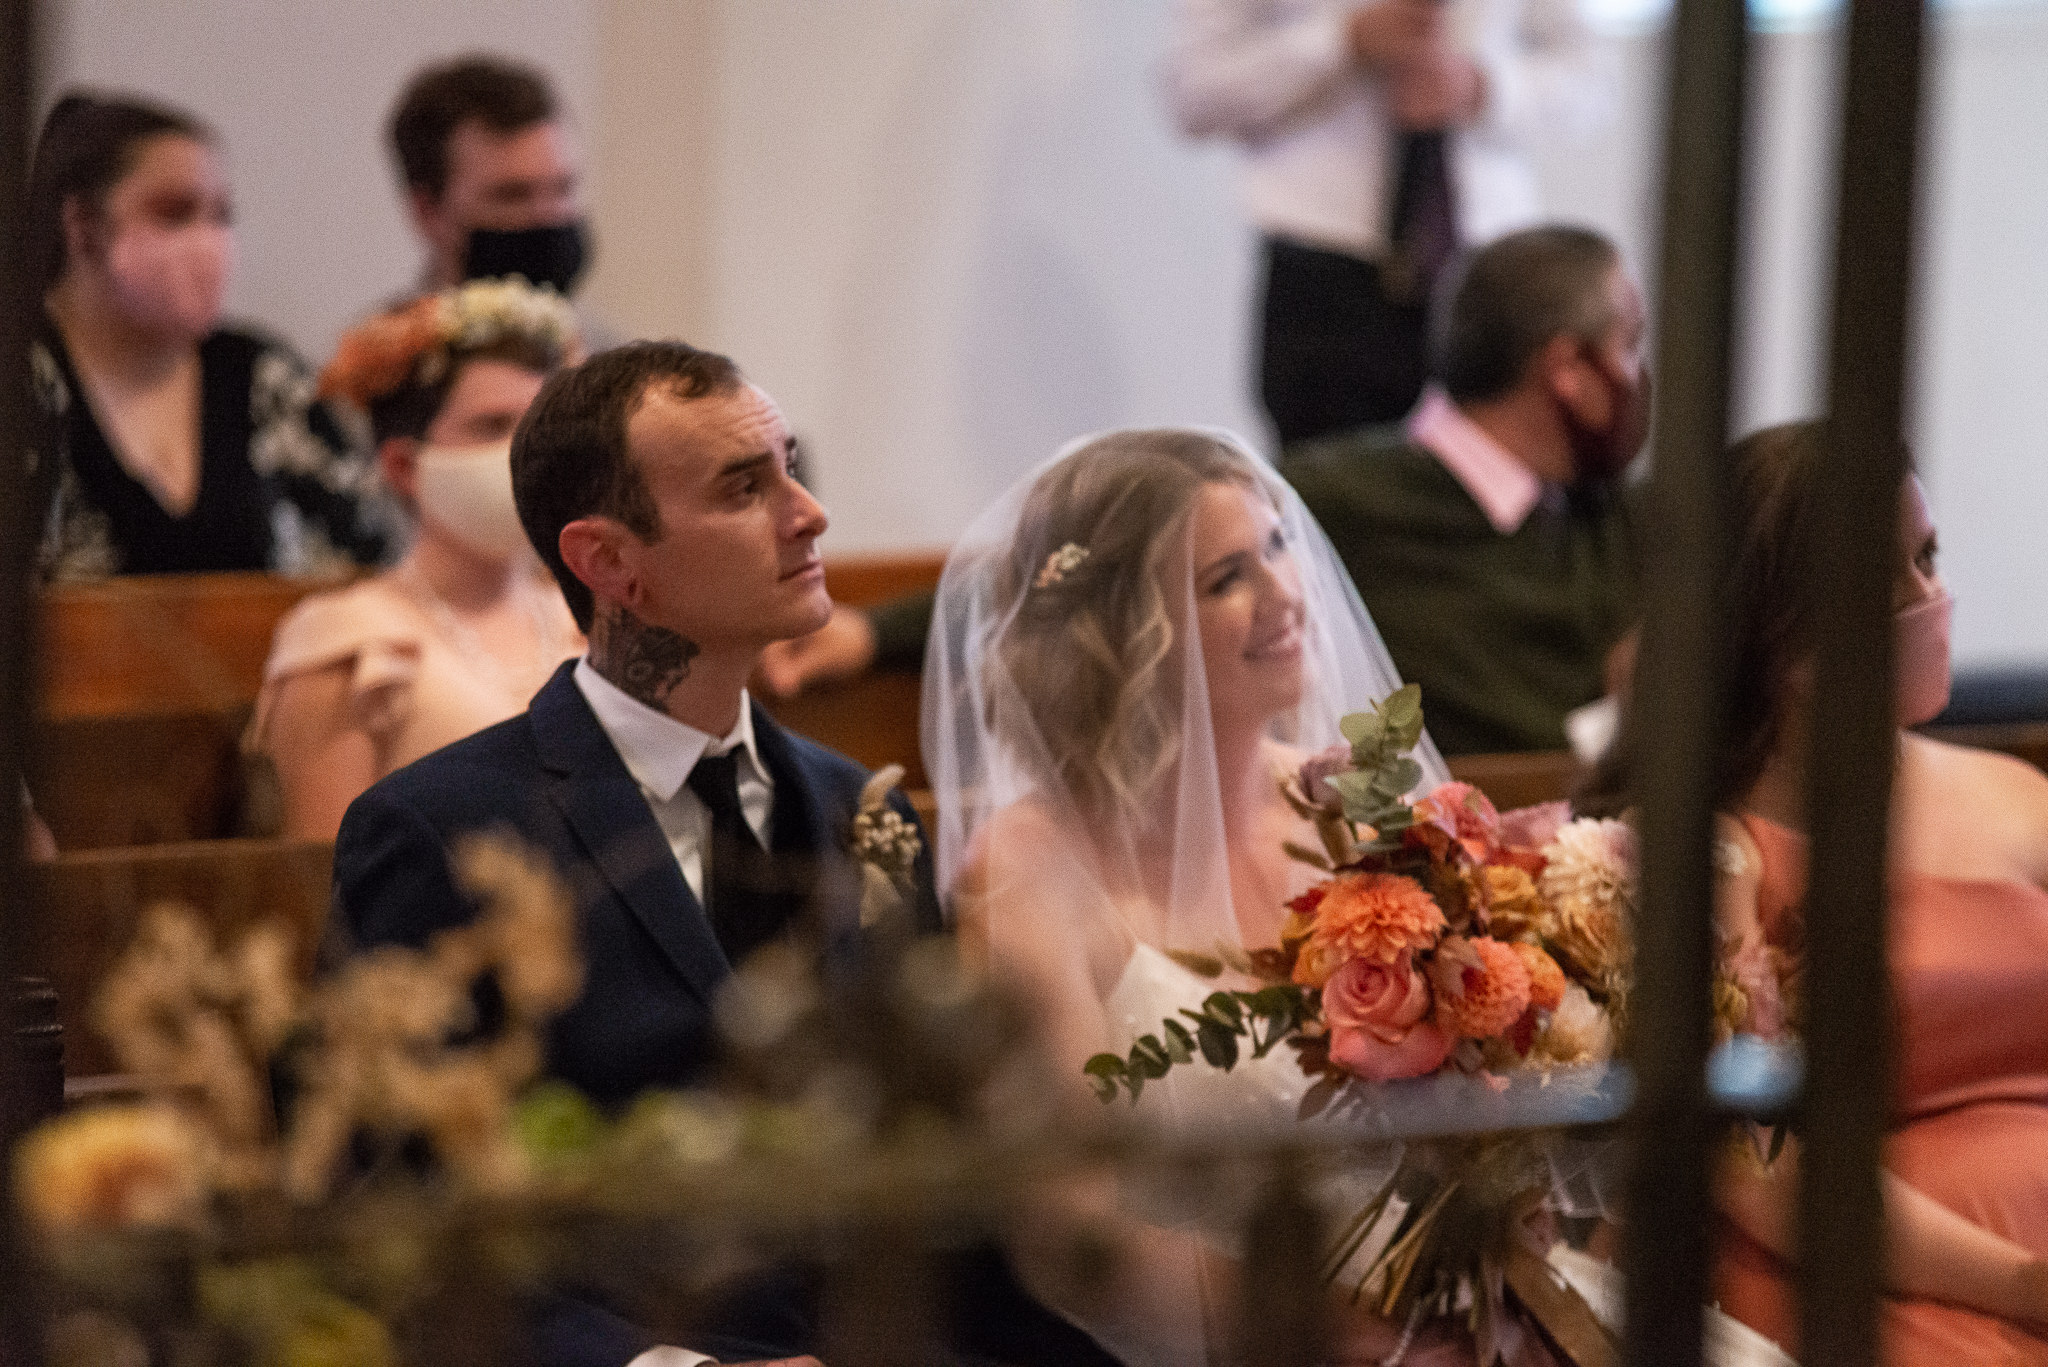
[1280,226,1647,756]
[1164,0,1609,447]
[387,54,596,307]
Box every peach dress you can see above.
[251,570,579,783]
[1714,814,2048,1365]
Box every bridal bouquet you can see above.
[1085,685,1633,1109]
[1085,686,1640,1362]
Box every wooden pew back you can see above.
[759,552,945,788]
[27,838,335,1078]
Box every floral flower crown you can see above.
[318,277,579,408]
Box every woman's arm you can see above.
[260,663,384,841]
[1720,1136,2048,1326]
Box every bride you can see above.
[926,428,1505,1366]
[925,428,1797,1367]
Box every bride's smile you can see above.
[1193,480,1307,722]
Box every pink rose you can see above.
[1322,951,1456,1081]
[1413,781,1502,861]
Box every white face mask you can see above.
[413,440,529,562]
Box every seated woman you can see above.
[1603,420,2048,1361]
[927,429,1512,1365]
[249,280,581,839]
[29,92,387,577]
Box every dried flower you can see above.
[1294,745,1352,815]
[1538,819,1638,996]
[1429,936,1533,1040]
[16,1104,211,1233]
[1531,984,1615,1066]
[851,764,924,928]
[1291,872,1448,988]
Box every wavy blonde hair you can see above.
[993,430,1264,832]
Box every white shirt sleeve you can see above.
[1469,0,1614,147]
[627,1348,718,1367]
[1161,0,1359,141]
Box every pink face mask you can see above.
[106,220,233,341]
[1895,588,1954,727]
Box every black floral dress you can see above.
[29,320,392,578]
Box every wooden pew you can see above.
[760,552,946,789]
[26,838,335,1078]
[36,573,344,849]
[32,557,947,848]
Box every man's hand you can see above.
[1347,0,1441,70]
[1387,47,1485,130]
[756,606,879,698]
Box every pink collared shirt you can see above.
[1406,387,1544,535]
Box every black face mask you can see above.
[462,221,591,296]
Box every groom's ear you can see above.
[558,515,644,614]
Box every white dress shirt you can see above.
[573,657,773,904]
[575,658,769,1367]
[1162,0,1612,260]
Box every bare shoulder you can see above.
[1899,733,2048,885]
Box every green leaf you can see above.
[1130,1034,1172,1078]
[1196,1018,1241,1070]
[1383,757,1424,796]
[1202,992,1246,1029]
[1380,684,1424,748]
[1340,711,1385,749]
[1161,1018,1196,1064]
[515,1081,607,1169]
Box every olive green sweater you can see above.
[1279,426,1637,756]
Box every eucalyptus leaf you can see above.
[1196,1018,1240,1070]
[1161,1018,1196,1064]
[1340,711,1384,748]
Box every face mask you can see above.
[1564,349,1651,484]
[1895,588,1954,727]
[414,440,530,562]
[462,221,590,296]
[105,220,233,340]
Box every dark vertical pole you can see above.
[0,0,43,1364]
[1621,0,1747,1364]
[1799,2,1926,1363]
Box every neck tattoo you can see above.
[593,605,700,710]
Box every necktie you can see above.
[1386,128,1460,306]
[686,750,785,963]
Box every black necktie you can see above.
[686,750,784,963]
[1386,129,1459,306]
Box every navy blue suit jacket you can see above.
[329,664,1114,1367]
[332,661,941,1111]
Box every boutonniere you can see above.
[849,764,923,928]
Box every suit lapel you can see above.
[530,664,733,1006]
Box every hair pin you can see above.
[1034,542,1090,590]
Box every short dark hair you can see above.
[512,342,744,630]
[1437,226,1622,406]
[388,55,558,201]
[28,91,213,297]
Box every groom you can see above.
[329,342,1107,1366]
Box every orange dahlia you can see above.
[1511,941,1567,1012]
[1291,872,1447,988]
[1429,936,1533,1039]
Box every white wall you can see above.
[41,1,2048,666]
